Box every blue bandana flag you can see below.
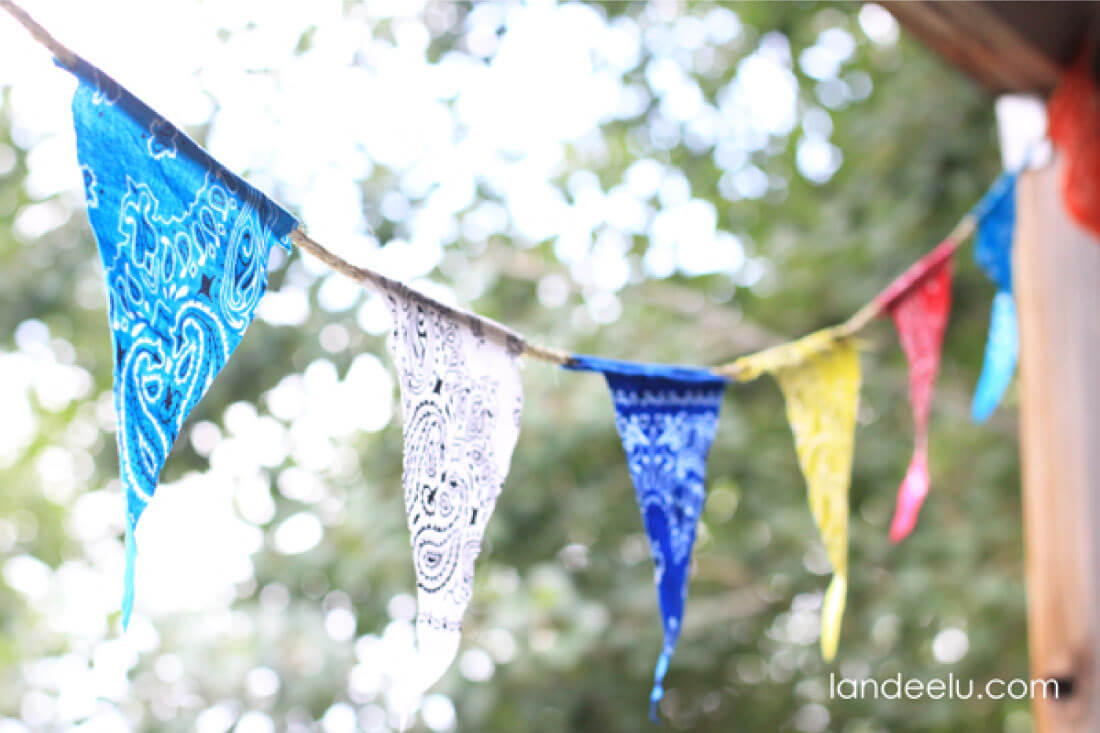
[566,355,727,720]
[65,58,296,626]
[971,173,1017,422]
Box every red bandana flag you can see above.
[1048,45,1100,239]
[874,240,954,542]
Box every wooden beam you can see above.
[1016,158,1100,731]
[880,1,1095,95]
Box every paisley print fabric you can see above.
[67,58,296,626]
[880,250,953,542]
[385,282,523,695]
[734,331,860,662]
[971,173,1018,422]
[565,355,727,720]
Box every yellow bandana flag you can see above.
[727,328,860,661]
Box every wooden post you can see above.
[874,4,1100,729]
[1016,157,1100,731]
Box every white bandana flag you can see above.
[384,282,524,696]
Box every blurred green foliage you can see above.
[0,2,1027,732]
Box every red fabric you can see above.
[1049,45,1100,238]
[884,258,952,542]
[873,238,955,312]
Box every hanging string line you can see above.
[291,229,574,364]
[0,0,78,69]
[713,154,1026,381]
[837,215,977,336]
[0,1,1008,378]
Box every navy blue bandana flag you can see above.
[566,355,727,720]
[65,58,296,626]
[971,173,1018,422]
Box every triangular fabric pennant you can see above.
[973,174,1016,294]
[972,292,1018,422]
[731,329,859,661]
[872,238,955,312]
[728,327,844,381]
[565,355,727,720]
[65,58,296,626]
[874,244,953,542]
[1048,44,1100,239]
[971,173,1018,422]
[384,282,524,698]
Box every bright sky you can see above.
[0,2,900,731]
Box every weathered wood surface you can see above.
[1016,159,1100,732]
[881,1,1096,95]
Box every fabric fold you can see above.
[971,173,1018,422]
[875,246,953,542]
[734,330,859,661]
[65,58,295,626]
[385,285,524,697]
[565,355,727,720]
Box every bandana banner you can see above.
[877,247,953,542]
[872,238,955,313]
[67,59,296,626]
[973,292,1018,422]
[732,330,859,661]
[565,356,727,720]
[973,174,1016,294]
[385,282,524,696]
[1048,47,1100,239]
[971,173,1018,422]
[727,327,843,382]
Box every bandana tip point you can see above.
[121,524,136,631]
[649,649,671,723]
